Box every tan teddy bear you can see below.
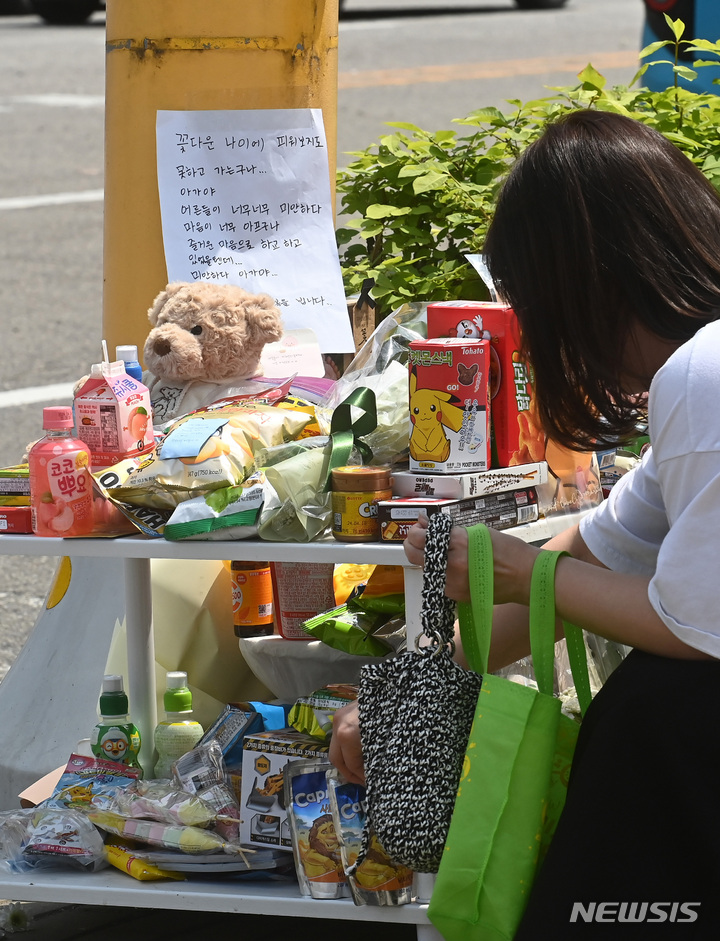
[143,281,283,425]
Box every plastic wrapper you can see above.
[49,754,142,809]
[95,402,309,512]
[172,742,225,794]
[326,770,413,906]
[316,303,427,466]
[195,782,240,842]
[349,564,405,615]
[109,781,225,829]
[171,741,241,840]
[196,703,264,772]
[284,759,349,900]
[302,606,403,657]
[87,809,243,856]
[256,438,339,542]
[274,395,322,438]
[333,563,376,605]
[303,566,407,656]
[103,839,185,881]
[287,685,358,741]
[162,471,265,541]
[0,806,106,873]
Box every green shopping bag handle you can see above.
[530,550,593,717]
[458,524,592,716]
[458,522,494,676]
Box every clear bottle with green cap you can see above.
[90,674,142,772]
[153,671,204,779]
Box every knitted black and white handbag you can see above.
[351,512,482,874]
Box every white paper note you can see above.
[156,109,354,353]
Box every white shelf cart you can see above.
[0,514,581,938]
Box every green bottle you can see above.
[153,672,204,780]
[90,674,142,772]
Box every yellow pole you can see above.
[103,0,339,359]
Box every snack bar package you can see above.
[408,337,491,473]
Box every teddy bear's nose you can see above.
[153,338,172,357]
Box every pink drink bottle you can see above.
[28,406,94,537]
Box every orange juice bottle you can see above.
[28,406,94,537]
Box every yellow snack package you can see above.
[94,402,309,511]
[104,840,185,882]
[274,395,322,438]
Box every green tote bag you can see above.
[428,523,592,941]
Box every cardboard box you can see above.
[427,301,530,469]
[378,489,540,541]
[240,728,330,851]
[0,506,33,533]
[391,462,548,500]
[408,337,491,473]
[74,360,154,469]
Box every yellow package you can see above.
[0,464,30,507]
[94,403,309,510]
[275,395,321,438]
[104,840,185,882]
[333,564,376,605]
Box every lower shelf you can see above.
[0,868,431,925]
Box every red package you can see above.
[408,337,491,474]
[427,301,532,469]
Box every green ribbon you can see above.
[322,386,378,489]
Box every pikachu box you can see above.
[427,301,532,470]
[408,338,490,474]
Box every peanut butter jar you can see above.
[331,465,392,542]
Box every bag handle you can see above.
[458,524,592,716]
[417,512,458,655]
[530,550,592,716]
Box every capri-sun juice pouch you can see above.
[326,769,413,906]
[284,759,348,900]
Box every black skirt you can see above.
[513,648,720,940]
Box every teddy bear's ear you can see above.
[244,295,284,343]
[147,282,187,326]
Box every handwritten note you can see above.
[156,109,355,353]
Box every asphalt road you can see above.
[0,0,645,681]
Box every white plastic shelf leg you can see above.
[123,556,157,773]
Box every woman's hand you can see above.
[328,700,365,785]
[403,514,539,606]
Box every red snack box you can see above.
[408,337,491,474]
[0,506,33,534]
[427,301,532,469]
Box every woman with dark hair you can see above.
[330,109,720,936]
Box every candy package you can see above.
[0,806,106,873]
[50,754,142,809]
[87,809,243,856]
[104,839,185,882]
[109,781,225,829]
[287,685,358,741]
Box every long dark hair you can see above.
[483,109,720,450]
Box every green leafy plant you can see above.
[336,16,720,318]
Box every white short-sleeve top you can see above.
[580,319,720,657]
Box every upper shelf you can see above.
[0,512,588,564]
